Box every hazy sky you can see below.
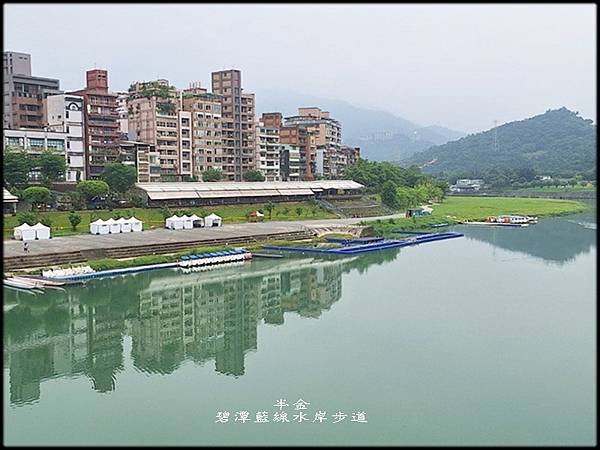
[4,3,596,132]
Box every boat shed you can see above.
[134,180,365,207]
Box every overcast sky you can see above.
[4,3,596,132]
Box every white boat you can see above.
[4,277,45,290]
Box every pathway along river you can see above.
[3,204,596,446]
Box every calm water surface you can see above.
[3,206,596,445]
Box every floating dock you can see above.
[263,231,464,255]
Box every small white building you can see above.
[31,222,51,240]
[204,213,222,227]
[14,223,36,241]
[129,217,143,232]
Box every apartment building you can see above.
[256,113,282,181]
[71,69,120,179]
[283,107,342,179]
[211,70,256,181]
[119,141,161,183]
[279,124,312,180]
[44,94,86,181]
[181,84,224,177]
[126,79,182,180]
[115,92,129,139]
[279,144,302,181]
[3,51,62,129]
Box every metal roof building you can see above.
[135,180,364,206]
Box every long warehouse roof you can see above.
[136,180,364,200]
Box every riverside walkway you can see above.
[3,213,406,269]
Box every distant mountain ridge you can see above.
[255,88,465,160]
[403,107,597,177]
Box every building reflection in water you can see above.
[3,250,399,406]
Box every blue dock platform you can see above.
[263,231,464,255]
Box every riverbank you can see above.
[2,200,336,238]
[366,196,589,234]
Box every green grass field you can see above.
[366,196,589,234]
[3,201,336,238]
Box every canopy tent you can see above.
[14,223,36,241]
[166,215,184,230]
[117,217,132,232]
[204,213,222,227]
[180,215,194,229]
[89,219,105,235]
[31,222,51,240]
[104,218,121,234]
[129,217,143,232]
[189,214,204,227]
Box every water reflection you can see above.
[459,210,596,265]
[3,250,399,406]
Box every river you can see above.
[3,205,596,446]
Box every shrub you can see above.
[68,213,82,231]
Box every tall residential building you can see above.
[126,79,182,180]
[211,70,256,181]
[279,124,312,180]
[44,94,86,181]
[71,69,120,179]
[279,144,302,181]
[181,84,223,177]
[3,51,61,129]
[256,114,282,181]
[283,107,342,179]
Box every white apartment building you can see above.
[44,94,86,181]
[256,121,282,181]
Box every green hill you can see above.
[404,108,596,177]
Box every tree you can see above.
[100,163,137,193]
[264,201,275,219]
[22,186,52,211]
[77,180,110,206]
[202,168,224,182]
[39,215,52,228]
[3,147,33,187]
[16,212,37,226]
[295,206,303,217]
[243,170,265,182]
[380,181,399,209]
[38,150,67,182]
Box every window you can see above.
[29,138,45,148]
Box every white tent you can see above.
[180,215,193,229]
[98,219,110,235]
[166,215,184,230]
[129,217,143,232]
[105,218,121,234]
[31,222,51,240]
[189,214,204,227]
[14,223,36,241]
[204,213,222,227]
[90,219,104,235]
[117,217,132,232]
